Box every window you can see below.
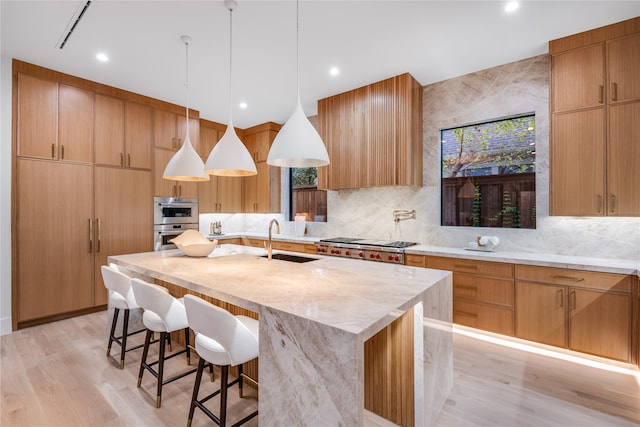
[289,167,327,222]
[441,114,536,228]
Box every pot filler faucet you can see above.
[267,219,280,260]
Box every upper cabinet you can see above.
[242,123,281,213]
[153,108,199,152]
[17,74,93,163]
[317,73,423,190]
[550,18,640,216]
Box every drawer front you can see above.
[217,237,242,245]
[515,265,632,292]
[242,238,266,248]
[428,256,514,279]
[453,273,514,307]
[405,254,426,268]
[272,241,307,253]
[453,300,514,336]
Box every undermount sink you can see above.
[261,253,319,263]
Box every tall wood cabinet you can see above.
[317,73,423,190]
[550,19,640,216]
[242,122,281,213]
[198,120,243,213]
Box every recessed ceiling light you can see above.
[239,102,247,109]
[505,1,519,12]
[329,67,340,76]
[96,52,109,62]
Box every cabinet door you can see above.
[368,78,395,187]
[16,159,94,322]
[125,102,153,169]
[95,167,153,306]
[199,178,219,212]
[58,84,94,163]
[154,148,178,197]
[153,109,178,150]
[569,288,631,361]
[607,33,640,104]
[515,281,566,348]
[551,44,605,111]
[218,176,242,212]
[551,108,606,215]
[17,74,58,159]
[608,102,640,216]
[177,115,200,152]
[94,94,125,166]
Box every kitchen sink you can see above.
[261,253,319,263]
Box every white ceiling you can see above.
[2,1,639,128]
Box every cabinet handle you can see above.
[454,264,477,271]
[61,145,65,160]
[128,154,131,168]
[454,285,477,291]
[454,310,478,318]
[88,219,93,252]
[51,143,55,159]
[610,194,616,214]
[570,290,576,311]
[178,185,182,197]
[553,275,585,282]
[172,185,177,197]
[598,85,604,103]
[557,289,563,308]
[171,137,177,149]
[597,194,603,213]
[177,138,182,148]
[611,82,618,101]
[96,219,101,253]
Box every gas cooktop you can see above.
[318,237,419,249]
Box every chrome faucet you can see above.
[267,219,280,260]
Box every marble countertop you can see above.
[109,245,451,341]
[210,233,639,276]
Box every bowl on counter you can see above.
[170,230,217,257]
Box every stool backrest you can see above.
[184,294,258,366]
[131,278,188,331]
[101,265,136,307]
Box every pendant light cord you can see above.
[228,5,234,124]
[184,38,190,138]
[296,0,300,95]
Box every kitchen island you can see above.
[109,245,452,427]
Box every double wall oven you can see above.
[153,197,199,250]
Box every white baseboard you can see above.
[0,316,12,336]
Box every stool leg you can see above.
[184,327,191,365]
[209,363,215,382]
[107,308,120,357]
[187,357,206,427]
[166,333,172,352]
[119,308,130,369]
[238,363,243,398]
[220,365,228,427]
[156,331,167,408]
[138,329,152,387]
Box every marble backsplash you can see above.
[201,54,639,261]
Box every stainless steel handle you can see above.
[88,219,93,252]
[611,82,618,101]
[171,137,177,149]
[178,185,182,197]
[127,154,131,168]
[120,153,124,167]
[61,145,65,160]
[96,219,101,253]
[172,185,177,198]
[610,194,616,214]
[51,143,55,159]
[598,85,604,103]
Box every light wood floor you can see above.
[1,310,638,426]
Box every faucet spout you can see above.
[267,219,280,260]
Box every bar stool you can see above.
[183,294,259,427]
[131,278,197,408]
[101,265,146,369]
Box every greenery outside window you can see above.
[441,114,536,228]
[289,167,327,222]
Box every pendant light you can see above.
[163,35,210,182]
[205,0,256,177]
[267,0,330,168]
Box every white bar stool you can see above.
[131,278,197,408]
[101,265,146,369]
[183,294,259,427]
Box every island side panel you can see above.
[259,306,365,426]
[420,274,453,427]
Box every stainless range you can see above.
[315,237,418,265]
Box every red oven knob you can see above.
[336,250,341,255]
[375,254,381,259]
[388,255,393,261]
[331,249,335,254]
[359,252,364,257]
[395,256,400,262]
[346,251,351,256]
[369,254,374,259]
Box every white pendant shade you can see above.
[163,135,209,181]
[267,96,329,168]
[205,118,257,177]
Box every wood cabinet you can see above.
[515,265,633,362]
[198,120,242,213]
[317,73,423,190]
[95,96,152,169]
[550,19,640,216]
[94,167,153,305]
[153,148,198,198]
[153,108,199,151]
[17,74,94,162]
[15,159,94,324]
[242,123,281,213]
[427,256,515,336]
